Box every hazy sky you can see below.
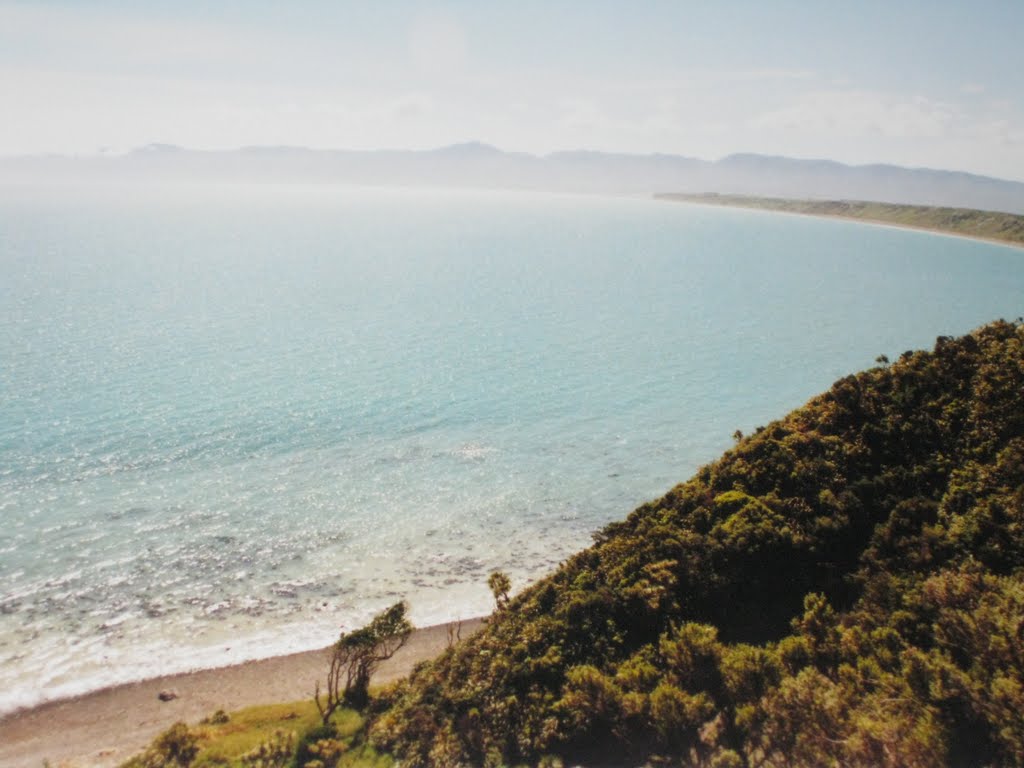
[2,1,1023,180]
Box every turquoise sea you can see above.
[1,183,1021,714]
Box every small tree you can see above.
[445,618,463,649]
[488,571,511,610]
[315,601,413,723]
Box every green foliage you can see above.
[122,723,200,768]
[365,320,1024,767]
[334,744,393,768]
[488,571,512,610]
[293,724,340,768]
[189,702,326,768]
[316,602,414,721]
[239,730,294,768]
[649,684,714,746]
[558,665,625,739]
[201,710,231,726]
[126,702,381,768]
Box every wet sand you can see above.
[0,617,483,768]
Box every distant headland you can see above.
[657,192,1024,247]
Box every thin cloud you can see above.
[0,3,1021,179]
[0,4,283,78]
[408,14,470,77]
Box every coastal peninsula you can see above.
[656,192,1024,247]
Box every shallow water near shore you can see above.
[1,183,1022,715]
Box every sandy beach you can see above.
[0,618,483,768]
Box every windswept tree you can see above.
[487,570,511,610]
[315,601,413,723]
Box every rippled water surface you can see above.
[1,183,1021,713]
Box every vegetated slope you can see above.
[370,320,1024,768]
[656,193,1024,246]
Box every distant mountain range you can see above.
[4,142,1024,214]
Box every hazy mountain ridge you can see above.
[4,144,1024,214]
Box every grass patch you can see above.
[190,701,364,767]
[336,743,394,768]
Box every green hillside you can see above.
[370,320,1024,767]
[655,193,1024,246]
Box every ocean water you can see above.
[1,183,1021,714]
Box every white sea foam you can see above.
[452,443,498,460]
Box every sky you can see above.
[2,1,1024,181]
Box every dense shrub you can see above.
[122,723,200,768]
[370,320,1024,767]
